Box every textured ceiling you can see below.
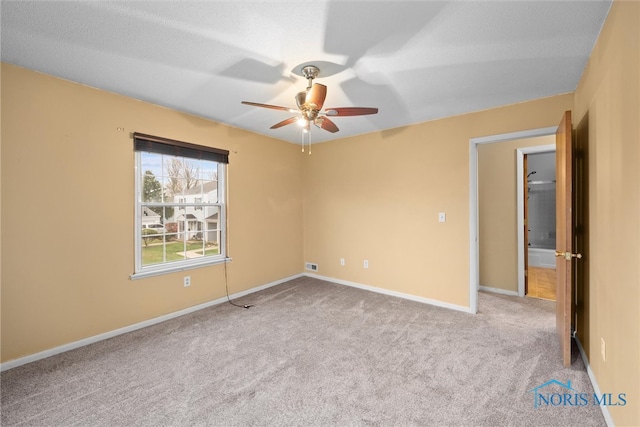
[1,1,611,144]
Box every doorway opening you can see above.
[471,111,576,368]
[469,126,557,313]
[517,146,556,300]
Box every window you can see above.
[132,133,229,279]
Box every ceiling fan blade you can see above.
[314,116,339,133]
[305,83,327,110]
[324,107,378,116]
[270,116,299,129]
[241,101,295,112]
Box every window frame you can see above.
[130,134,228,280]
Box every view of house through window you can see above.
[133,134,228,277]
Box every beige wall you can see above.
[0,65,572,362]
[303,94,573,308]
[1,63,303,363]
[478,135,554,293]
[573,1,640,425]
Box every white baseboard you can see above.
[0,273,303,372]
[305,273,474,314]
[479,285,519,297]
[574,335,614,427]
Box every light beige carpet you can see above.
[1,276,605,426]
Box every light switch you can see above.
[439,212,446,223]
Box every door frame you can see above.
[468,126,557,311]
[516,144,556,297]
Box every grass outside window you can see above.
[142,240,219,265]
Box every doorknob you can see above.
[555,251,583,260]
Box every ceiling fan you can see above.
[241,65,378,134]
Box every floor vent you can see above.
[305,262,318,272]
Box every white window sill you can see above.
[130,257,232,280]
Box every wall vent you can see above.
[305,262,318,272]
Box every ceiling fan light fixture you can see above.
[295,92,306,109]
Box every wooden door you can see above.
[555,110,579,367]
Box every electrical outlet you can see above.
[364,260,369,268]
[184,276,191,287]
[601,338,606,362]
[340,258,345,266]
